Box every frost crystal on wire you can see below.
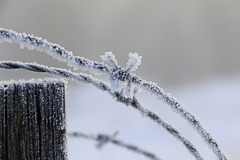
[101,52,122,91]
[100,52,142,97]
[100,51,119,69]
[126,52,142,72]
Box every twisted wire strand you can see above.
[68,131,162,160]
[0,28,227,160]
[0,61,203,160]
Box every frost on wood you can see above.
[0,79,67,160]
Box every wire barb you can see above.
[68,130,162,160]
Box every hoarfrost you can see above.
[127,52,142,72]
[100,52,119,68]
[0,28,228,160]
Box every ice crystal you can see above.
[126,52,142,72]
[100,52,119,68]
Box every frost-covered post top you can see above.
[0,78,67,160]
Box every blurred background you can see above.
[0,0,239,159]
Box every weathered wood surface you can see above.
[0,79,67,160]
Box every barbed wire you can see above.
[0,61,203,160]
[68,130,162,160]
[0,28,227,160]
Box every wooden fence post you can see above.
[0,79,67,160]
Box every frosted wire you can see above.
[0,28,227,160]
[0,61,203,160]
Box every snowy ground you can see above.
[66,76,240,160]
